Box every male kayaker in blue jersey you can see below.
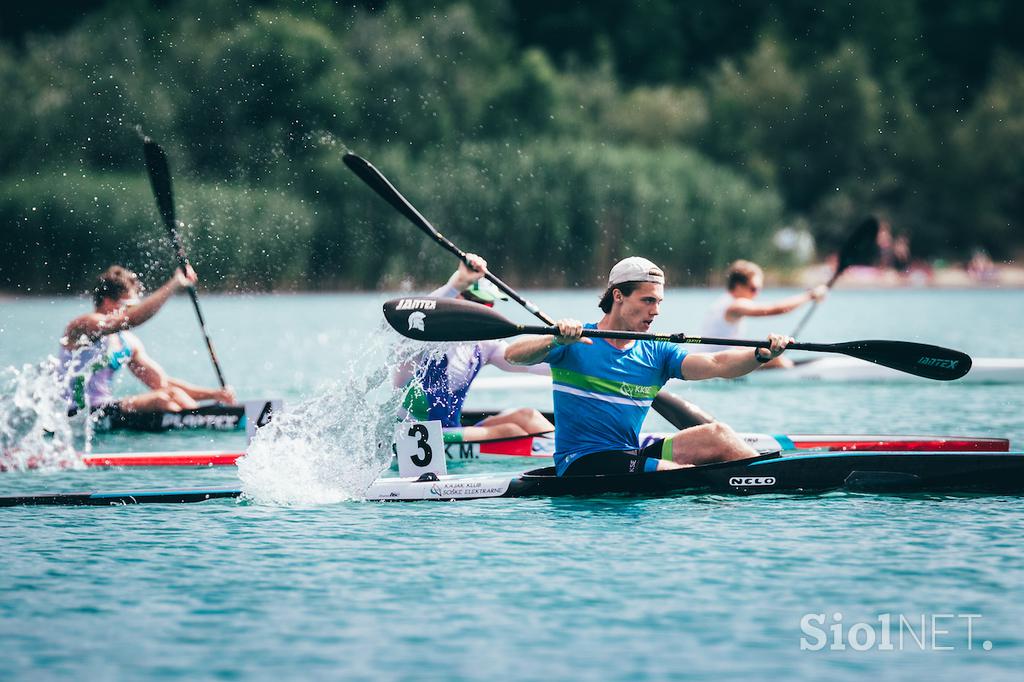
[505,256,791,476]
[58,265,236,418]
[393,254,554,442]
[700,259,826,368]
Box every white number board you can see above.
[394,420,447,479]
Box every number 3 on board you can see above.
[394,420,447,479]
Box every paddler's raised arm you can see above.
[727,284,828,318]
[505,318,591,365]
[429,253,488,299]
[63,266,197,345]
[119,267,197,329]
[392,253,490,386]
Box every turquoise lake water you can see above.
[1,288,1022,679]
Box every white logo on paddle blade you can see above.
[395,298,437,311]
[408,311,426,332]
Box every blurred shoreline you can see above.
[783,262,1024,289]
[3,262,1023,299]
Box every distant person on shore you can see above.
[699,260,826,368]
[967,248,997,283]
[392,254,554,442]
[58,265,236,418]
[892,234,911,273]
[876,219,894,269]
[875,218,914,275]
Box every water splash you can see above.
[0,359,80,471]
[300,130,350,153]
[237,329,431,505]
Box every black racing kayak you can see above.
[81,400,279,433]
[3,451,1024,507]
[366,450,1024,500]
[0,488,243,507]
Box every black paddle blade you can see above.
[830,340,972,381]
[836,215,880,274]
[142,138,176,230]
[383,297,521,342]
[343,153,439,236]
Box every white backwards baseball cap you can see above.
[607,257,665,287]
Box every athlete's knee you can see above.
[497,408,540,430]
[684,422,729,440]
[714,422,757,457]
[492,423,528,438]
[707,422,737,439]
[521,408,553,427]
[504,407,531,421]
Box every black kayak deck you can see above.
[93,404,246,433]
[0,488,243,507]
[507,451,1024,497]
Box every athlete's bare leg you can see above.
[119,387,200,412]
[664,422,760,468]
[166,386,200,409]
[458,422,530,441]
[476,407,554,433]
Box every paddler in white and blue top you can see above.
[393,254,553,443]
[505,256,793,476]
[58,264,236,416]
[698,259,827,368]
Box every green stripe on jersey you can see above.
[551,367,660,400]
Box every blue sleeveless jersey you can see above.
[544,325,688,475]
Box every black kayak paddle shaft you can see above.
[384,297,972,382]
[343,152,552,324]
[142,137,228,389]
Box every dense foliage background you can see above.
[2,0,1022,293]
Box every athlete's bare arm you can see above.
[681,334,791,380]
[127,343,172,390]
[725,285,827,320]
[62,267,196,346]
[128,342,236,405]
[505,319,591,366]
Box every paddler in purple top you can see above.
[393,253,554,442]
[58,265,236,416]
[505,256,792,476]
